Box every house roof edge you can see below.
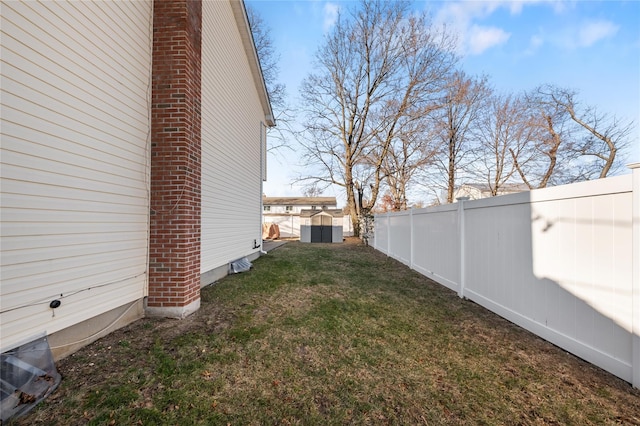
[230,0,275,127]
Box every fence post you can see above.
[630,163,640,389]
[410,208,414,270]
[384,212,391,256]
[456,197,470,299]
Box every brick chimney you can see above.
[147,0,202,318]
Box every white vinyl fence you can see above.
[374,164,640,388]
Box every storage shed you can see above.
[300,209,344,243]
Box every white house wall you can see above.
[0,1,152,352]
[200,0,264,274]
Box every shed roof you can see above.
[299,209,344,218]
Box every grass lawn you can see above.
[17,239,640,425]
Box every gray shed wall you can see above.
[300,225,311,243]
[332,225,343,243]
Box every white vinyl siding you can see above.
[0,1,152,352]
[261,121,267,181]
[200,0,265,273]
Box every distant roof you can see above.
[457,183,529,193]
[263,196,337,206]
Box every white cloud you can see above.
[509,0,572,15]
[435,0,559,25]
[530,34,544,49]
[323,2,339,33]
[434,1,513,55]
[433,0,567,56]
[578,20,619,47]
[468,25,511,55]
[523,33,544,56]
[435,1,498,28]
[547,19,620,50]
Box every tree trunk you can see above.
[346,176,360,237]
[447,136,455,203]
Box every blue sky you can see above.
[246,0,640,202]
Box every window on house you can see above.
[286,205,293,212]
[263,206,271,212]
[311,206,317,210]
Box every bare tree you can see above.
[379,114,438,210]
[510,88,575,189]
[430,71,490,203]
[376,192,398,212]
[246,5,295,155]
[299,0,457,233]
[302,183,323,198]
[246,5,284,110]
[537,85,633,180]
[476,92,534,195]
[511,85,633,188]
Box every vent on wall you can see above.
[229,257,252,274]
[1,335,61,422]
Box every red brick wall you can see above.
[148,0,202,311]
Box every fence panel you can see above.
[412,205,459,292]
[264,215,300,238]
[374,214,389,255]
[464,195,533,316]
[373,172,638,387]
[388,211,412,266]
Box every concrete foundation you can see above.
[47,299,145,361]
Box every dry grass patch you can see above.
[15,238,640,425]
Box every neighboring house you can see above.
[262,196,338,214]
[1,0,274,359]
[262,196,353,238]
[452,183,529,201]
